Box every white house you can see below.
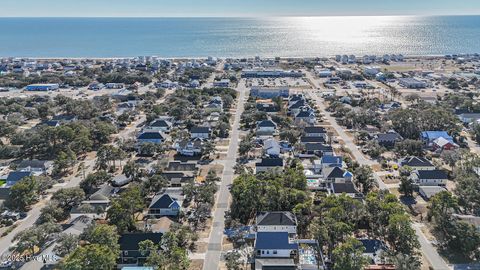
[363,66,381,77]
[263,138,281,157]
[255,158,284,174]
[148,193,182,217]
[190,126,211,139]
[410,170,448,186]
[213,79,230,88]
[143,119,173,133]
[256,212,297,235]
[254,232,298,258]
[399,78,427,89]
[400,157,436,171]
[256,120,277,135]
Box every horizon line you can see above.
[0,14,480,19]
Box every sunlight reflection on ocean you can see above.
[0,16,478,57]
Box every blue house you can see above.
[118,233,163,267]
[25,84,59,91]
[421,131,453,144]
[137,131,164,145]
[147,194,182,217]
[321,155,343,168]
[255,232,298,258]
[6,171,33,187]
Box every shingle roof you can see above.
[256,158,283,167]
[149,194,179,209]
[301,136,326,143]
[256,212,296,226]
[17,159,50,170]
[416,170,448,179]
[304,126,326,134]
[421,131,453,142]
[118,233,163,251]
[255,232,298,250]
[331,182,358,194]
[326,167,345,178]
[138,131,164,140]
[295,110,314,118]
[257,120,276,127]
[6,171,33,183]
[401,157,434,167]
[166,162,197,172]
[376,133,401,142]
[305,143,332,152]
[190,126,211,133]
[321,155,342,164]
[149,119,171,127]
[359,239,385,254]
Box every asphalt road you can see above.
[0,90,170,266]
[413,223,451,270]
[0,157,96,257]
[304,71,388,190]
[202,81,247,270]
[306,70,451,270]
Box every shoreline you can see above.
[1,54,474,61]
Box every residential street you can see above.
[203,81,247,270]
[0,157,96,257]
[413,223,451,270]
[0,89,169,262]
[304,70,454,270]
[304,71,388,190]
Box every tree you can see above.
[427,191,458,233]
[443,220,480,260]
[201,141,215,159]
[7,176,39,211]
[80,170,112,194]
[123,160,142,181]
[332,238,369,270]
[394,139,423,157]
[398,176,414,197]
[13,222,61,255]
[107,185,145,233]
[354,165,376,194]
[224,250,242,270]
[54,234,79,257]
[472,123,480,144]
[51,187,85,212]
[441,149,465,169]
[143,174,168,196]
[386,214,420,255]
[39,202,67,224]
[390,253,421,270]
[139,240,167,268]
[61,244,117,270]
[238,135,254,158]
[96,145,125,170]
[80,223,120,252]
[53,148,77,176]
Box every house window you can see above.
[262,250,265,254]
[267,251,270,254]
[273,250,277,254]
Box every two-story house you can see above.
[190,126,211,139]
[256,120,277,135]
[255,158,284,174]
[256,212,297,235]
[410,170,448,186]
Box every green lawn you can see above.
[0,180,5,186]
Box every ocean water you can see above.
[0,16,479,58]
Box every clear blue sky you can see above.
[2,0,480,17]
